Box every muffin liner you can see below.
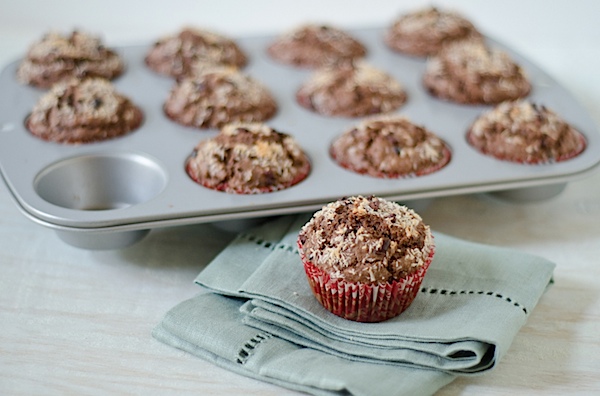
[298,240,434,322]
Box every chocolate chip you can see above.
[262,170,277,185]
[367,195,380,210]
[66,93,75,107]
[377,237,391,254]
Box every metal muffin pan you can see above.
[1,27,599,249]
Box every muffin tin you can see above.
[1,27,599,249]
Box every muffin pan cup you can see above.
[1,28,599,249]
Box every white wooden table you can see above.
[1,1,599,394]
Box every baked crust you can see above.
[298,195,433,284]
[186,122,310,194]
[423,39,531,104]
[26,77,142,144]
[164,66,277,129]
[467,100,586,163]
[17,31,124,89]
[145,27,247,78]
[330,115,451,178]
[385,7,481,57]
[267,24,366,68]
[296,61,407,117]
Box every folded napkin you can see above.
[154,213,555,396]
[154,293,455,396]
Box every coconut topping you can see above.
[186,122,310,194]
[467,100,586,163]
[423,39,531,104]
[296,61,407,117]
[164,66,277,129]
[26,77,142,144]
[17,30,124,88]
[267,24,366,68]
[385,7,481,57]
[330,115,451,178]
[298,196,434,284]
[145,27,247,78]
[393,8,473,35]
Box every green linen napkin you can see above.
[153,292,455,396]
[153,213,555,395]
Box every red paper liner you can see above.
[298,240,434,322]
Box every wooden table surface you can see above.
[1,1,599,394]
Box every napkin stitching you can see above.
[242,233,298,254]
[421,286,528,314]
[236,332,272,365]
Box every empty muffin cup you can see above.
[34,152,167,211]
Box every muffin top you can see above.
[298,196,433,284]
[296,61,407,117]
[467,100,586,163]
[145,27,247,78]
[186,122,310,194]
[330,115,451,178]
[26,77,142,144]
[384,6,481,57]
[267,24,366,68]
[17,30,124,89]
[164,66,277,129]
[423,39,531,104]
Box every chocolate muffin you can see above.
[17,30,124,89]
[330,115,451,178]
[266,24,366,68]
[467,100,587,164]
[145,27,247,79]
[384,6,482,57]
[298,195,434,322]
[26,77,143,144]
[186,122,311,194]
[296,61,407,117]
[164,66,277,129]
[423,39,531,105]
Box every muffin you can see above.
[144,27,248,79]
[164,66,277,129]
[25,77,143,144]
[17,30,124,89]
[266,24,366,68]
[330,115,451,178]
[296,61,407,117]
[423,39,531,104]
[384,6,482,57]
[186,122,311,194]
[466,100,587,164]
[297,195,434,322]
